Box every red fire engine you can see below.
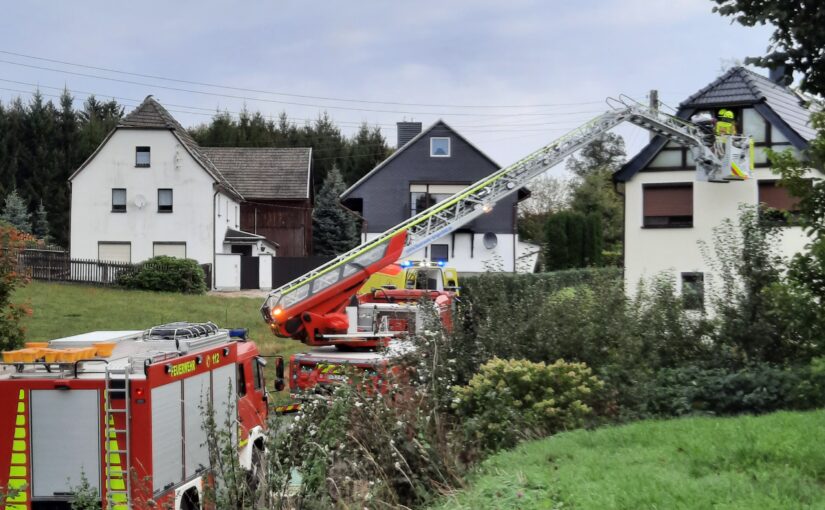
[261,98,754,400]
[0,322,280,510]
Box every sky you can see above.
[0,0,776,172]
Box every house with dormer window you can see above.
[614,67,820,304]
[340,120,539,273]
[69,96,311,290]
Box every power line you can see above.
[0,59,608,119]
[0,49,608,110]
[0,78,595,133]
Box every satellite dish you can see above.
[134,195,147,209]
[483,232,498,249]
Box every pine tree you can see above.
[1,190,31,233]
[312,166,359,256]
[33,201,50,242]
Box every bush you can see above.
[632,362,825,418]
[452,358,604,452]
[117,256,206,294]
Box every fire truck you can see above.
[0,322,282,510]
[261,97,755,398]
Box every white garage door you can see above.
[154,242,186,258]
[98,242,131,263]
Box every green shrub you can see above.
[452,358,604,452]
[632,362,825,418]
[117,256,206,294]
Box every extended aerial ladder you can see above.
[261,98,752,346]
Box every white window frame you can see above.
[430,137,451,157]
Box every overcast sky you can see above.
[0,0,775,171]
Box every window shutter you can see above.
[758,181,798,211]
[643,185,693,217]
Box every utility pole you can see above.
[649,89,659,141]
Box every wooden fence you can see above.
[16,249,213,288]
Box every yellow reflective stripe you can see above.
[13,427,25,439]
[17,402,24,413]
[12,439,25,452]
[11,452,25,464]
[9,465,26,477]
[15,414,24,426]
[18,389,23,399]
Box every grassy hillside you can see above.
[434,410,825,510]
[12,281,304,362]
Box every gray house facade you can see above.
[341,120,538,273]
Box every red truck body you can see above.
[0,323,269,510]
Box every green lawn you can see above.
[12,281,305,388]
[434,410,825,510]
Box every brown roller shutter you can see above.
[758,181,799,212]
[643,184,693,217]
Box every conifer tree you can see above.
[1,190,31,233]
[33,201,50,242]
[312,166,359,256]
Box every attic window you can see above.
[136,147,151,167]
[430,137,450,157]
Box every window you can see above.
[430,244,449,263]
[237,363,247,397]
[758,180,800,226]
[430,137,450,157]
[153,242,186,258]
[158,189,173,213]
[98,242,131,263]
[135,146,150,167]
[681,273,704,310]
[409,184,467,216]
[642,183,693,228]
[111,188,126,212]
[252,358,264,391]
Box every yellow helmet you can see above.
[718,109,734,120]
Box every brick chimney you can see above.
[397,122,422,148]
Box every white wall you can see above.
[214,253,241,291]
[258,254,273,291]
[361,232,537,274]
[624,167,813,295]
[71,129,216,264]
[214,192,242,255]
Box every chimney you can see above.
[397,122,422,148]
[769,65,788,85]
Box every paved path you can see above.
[208,289,270,299]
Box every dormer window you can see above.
[136,146,151,167]
[430,137,450,157]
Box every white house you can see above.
[69,96,309,291]
[614,67,819,305]
[340,120,540,274]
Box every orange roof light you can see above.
[271,308,283,320]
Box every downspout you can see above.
[213,189,219,290]
[613,180,626,276]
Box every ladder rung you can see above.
[108,428,128,434]
[106,409,128,414]
[108,449,128,454]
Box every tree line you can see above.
[0,90,392,248]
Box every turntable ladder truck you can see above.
[261,98,753,351]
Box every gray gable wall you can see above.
[344,121,517,233]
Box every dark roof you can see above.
[341,119,500,199]
[616,67,816,182]
[224,228,279,248]
[200,147,311,200]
